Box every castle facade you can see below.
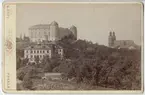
[29,21,77,42]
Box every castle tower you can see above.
[50,21,59,41]
[108,32,113,47]
[108,31,116,47]
[70,25,77,40]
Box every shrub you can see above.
[17,71,25,81]
[22,78,33,90]
[22,69,34,90]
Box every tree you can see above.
[16,57,21,70]
[38,55,50,68]
[22,69,34,89]
[44,63,53,72]
[17,71,25,80]
[23,74,33,89]
[35,56,39,64]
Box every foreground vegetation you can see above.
[16,34,141,90]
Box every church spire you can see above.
[112,31,116,40]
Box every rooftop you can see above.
[25,44,51,50]
[24,43,63,50]
[29,24,50,29]
[113,40,138,49]
[29,21,59,29]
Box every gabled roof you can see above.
[29,21,59,29]
[25,44,51,50]
[24,43,63,50]
[29,24,50,29]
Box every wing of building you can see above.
[113,40,139,49]
[29,21,77,42]
[24,43,63,64]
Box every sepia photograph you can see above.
[15,3,142,91]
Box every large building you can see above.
[29,21,77,42]
[24,43,63,63]
[108,31,139,49]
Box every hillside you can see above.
[16,34,141,90]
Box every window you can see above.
[58,49,61,52]
[37,50,39,53]
[124,41,126,45]
[47,50,49,53]
[26,50,28,53]
[31,50,33,53]
[43,50,45,53]
[34,50,35,53]
[31,55,33,58]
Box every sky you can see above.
[16,3,142,46]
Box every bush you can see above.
[17,71,25,81]
[23,78,33,90]
[22,69,34,90]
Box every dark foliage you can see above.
[55,36,141,90]
[17,35,141,90]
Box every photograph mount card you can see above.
[2,2,144,93]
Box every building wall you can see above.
[24,49,51,62]
[49,24,59,41]
[24,45,64,63]
[59,28,72,39]
[29,27,75,42]
[113,40,135,48]
[57,48,63,58]
[70,26,77,39]
[29,28,48,42]
[29,22,77,42]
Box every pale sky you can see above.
[16,3,142,46]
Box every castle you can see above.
[29,21,77,42]
[108,31,138,49]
